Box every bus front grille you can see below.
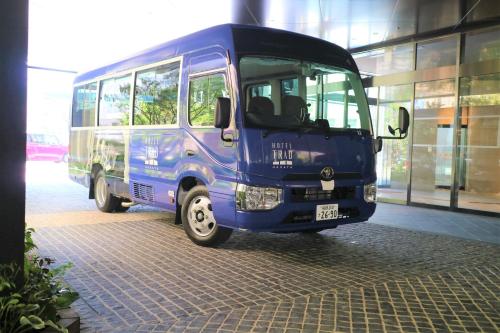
[290,186,356,202]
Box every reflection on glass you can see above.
[418,0,459,33]
[466,0,500,22]
[72,83,96,128]
[353,44,414,76]
[99,75,131,126]
[416,37,457,70]
[189,74,227,127]
[134,63,180,125]
[463,28,500,64]
[411,79,455,206]
[457,73,500,213]
[376,85,412,203]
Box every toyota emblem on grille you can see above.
[320,167,334,181]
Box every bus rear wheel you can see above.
[181,185,232,246]
[94,170,121,212]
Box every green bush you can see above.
[0,228,79,333]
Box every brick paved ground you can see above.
[32,218,500,332]
[26,162,500,332]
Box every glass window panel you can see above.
[240,56,371,131]
[353,44,414,76]
[281,78,298,96]
[72,82,97,127]
[376,84,413,203]
[457,73,500,213]
[307,73,368,129]
[418,0,459,33]
[98,75,131,126]
[134,62,180,125]
[189,74,227,127]
[463,28,500,64]
[411,79,456,207]
[378,85,412,108]
[466,0,500,22]
[416,37,457,70]
[249,84,272,99]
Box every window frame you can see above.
[187,68,229,129]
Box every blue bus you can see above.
[70,24,409,246]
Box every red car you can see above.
[26,134,68,162]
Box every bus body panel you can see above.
[128,128,183,210]
[69,129,94,188]
[239,129,376,181]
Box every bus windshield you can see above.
[240,56,372,133]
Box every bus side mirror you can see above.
[215,97,232,142]
[215,97,230,129]
[384,106,410,140]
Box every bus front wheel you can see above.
[181,185,232,246]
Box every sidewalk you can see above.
[370,202,500,245]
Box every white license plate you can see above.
[316,204,339,221]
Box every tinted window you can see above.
[99,75,131,126]
[72,82,97,127]
[134,62,180,125]
[189,74,227,127]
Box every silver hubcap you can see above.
[95,177,107,208]
[187,195,216,237]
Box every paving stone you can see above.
[32,217,500,332]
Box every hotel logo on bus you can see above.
[271,142,293,168]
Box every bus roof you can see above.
[74,24,356,84]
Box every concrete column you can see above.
[0,0,28,284]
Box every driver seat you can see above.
[282,95,307,123]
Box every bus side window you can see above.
[188,73,227,127]
[98,75,131,127]
[72,82,97,127]
[134,62,180,125]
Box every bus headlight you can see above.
[236,184,282,211]
[364,182,377,202]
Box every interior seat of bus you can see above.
[246,96,275,126]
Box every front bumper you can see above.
[235,181,376,232]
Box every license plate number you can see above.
[316,204,339,221]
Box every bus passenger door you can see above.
[182,53,238,227]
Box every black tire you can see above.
[94,170,121,212]
[181,185,232,246]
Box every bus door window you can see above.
[188,73,228,127]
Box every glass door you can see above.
[376,85,412,203]
[410,79,455,206]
